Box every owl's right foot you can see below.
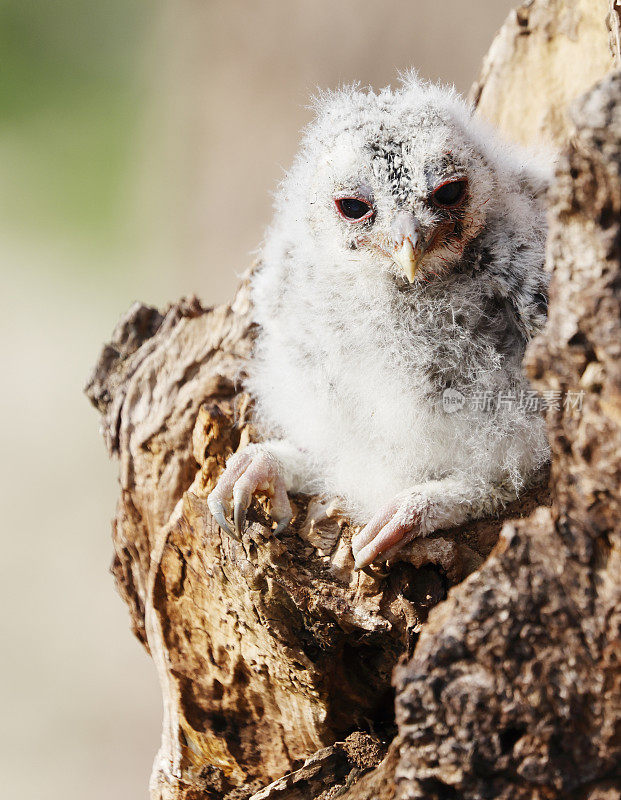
[207,444,293,540]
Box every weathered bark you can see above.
[470,0,616,148]
[86,3,620,799]
[87,269,546,797]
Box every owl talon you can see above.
[359,564,389,579]
[351,494,422,570]
[234,499,247,537]
[274,514,292,536]
[208,444,293,546]
[211,506,237,539]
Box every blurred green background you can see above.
[1,1,146,247]
[0,2,516,797]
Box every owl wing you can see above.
[508,268,549,342]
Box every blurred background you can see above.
[0,1,515,797]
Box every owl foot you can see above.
[351,494,422,571]
[207,445,293,539]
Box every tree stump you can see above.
[86,3,621,798]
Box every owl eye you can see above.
[335,197,374,222]
[431,179,468,208]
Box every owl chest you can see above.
[285,312,439,444]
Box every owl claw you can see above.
[360,564,389,579]
[207,444,293,545]
[351,494,422,570]
[274,514,292,536]
[234,498,247,538]
[211,504,237,539]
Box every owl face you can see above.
[291,82,500,285]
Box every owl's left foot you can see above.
[207,444,293,540]
[351,494,423,571]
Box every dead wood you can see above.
[86,3,620,798]
[86,266,547,797]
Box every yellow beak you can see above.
[393,237,423,282]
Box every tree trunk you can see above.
[86,3,621,798]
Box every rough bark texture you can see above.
[470,0,615,149]
[87,270,547,798]
[86,3,620,799]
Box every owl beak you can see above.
[391,213,426,282]
[393,236,424,282]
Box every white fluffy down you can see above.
[244,74,550,535]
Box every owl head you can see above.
[269,73,549,286]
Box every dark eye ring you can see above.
[431,179,468,208]
[335,197,374,222]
